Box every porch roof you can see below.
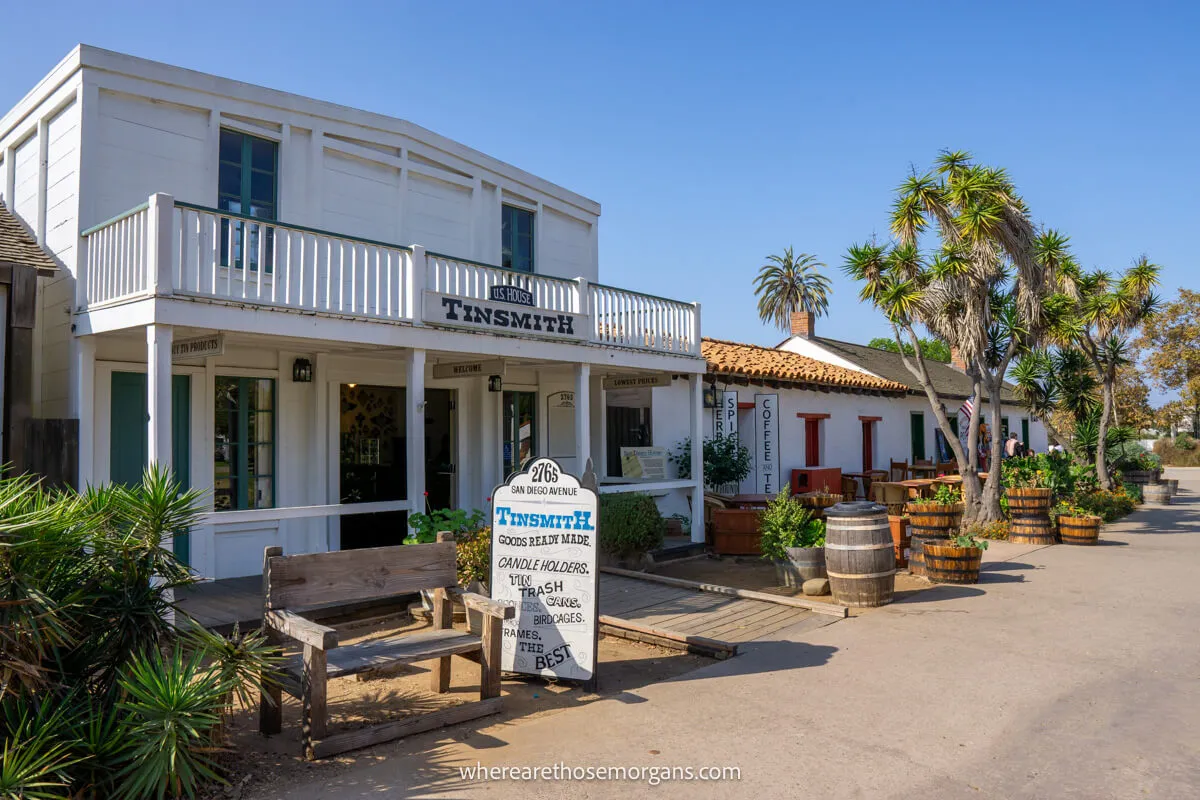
[0,201,57,275]
[702,338,908,395]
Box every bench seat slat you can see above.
[282,629,483,683]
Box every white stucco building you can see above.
[0,45,706,579]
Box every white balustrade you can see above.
[80,204,151,306]
[589,283,700,355]
[80,196,702,357]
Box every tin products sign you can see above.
[491,458,599,682]
[171,334,224,360]
[755,393,779,494]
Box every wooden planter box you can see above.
[1057,515,1101,546]
[712,508,761,555]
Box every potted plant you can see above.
[923,530,988,584]
[905,483,964,577]
[1002,456,1056,545]
[758,490,827,587]
[1053,500,1102,546]
[673,434,756,553]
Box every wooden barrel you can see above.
[1123,469,1155,487]
[889,515,910,568]
[922,542,983,584]
[1058,515,1101,546]
[775,546,827,587]
[1165,478,1180,497]
[824,501,895,607]
[1006,488,1055,545]
[1144,483,1171,505]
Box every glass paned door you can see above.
[503,391,536,477]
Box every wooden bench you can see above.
[257,539,515,759]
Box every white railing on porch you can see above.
[78,194,701,356]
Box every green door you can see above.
[910,412,926,461]
[1022,418,1030,449]
[110,372,192,563]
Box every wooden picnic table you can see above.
[897,478,936,499]
[933,475,963,486]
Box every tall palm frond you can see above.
[753,247,832,331]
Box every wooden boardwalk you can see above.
[179,572,839,647]
[598,574,834,644]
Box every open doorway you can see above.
[425,388,456,512]
[339,384,407,550]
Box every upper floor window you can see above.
[501,204,534,273]
[218,129,277,270]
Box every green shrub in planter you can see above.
[599,493,666,559]
[758,490,824,561]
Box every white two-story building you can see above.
[0,45,706,579]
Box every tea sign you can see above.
[490,458,599,683]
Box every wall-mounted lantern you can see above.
[702,384,718,409]
[292,357,314,383]
[488,375,503,393]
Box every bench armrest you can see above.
[264,609,339,650]
[446,587,516,620]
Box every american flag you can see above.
[959,398,974,420]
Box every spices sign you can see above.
[490,458,599,682]
[714,390,738,439]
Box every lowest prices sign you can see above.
[490,458,599,682]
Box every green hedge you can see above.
[599,493,666,558]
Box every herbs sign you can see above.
[491,458,599,682]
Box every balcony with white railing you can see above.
[78,194,701,357]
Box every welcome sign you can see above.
[490,458,599,682]
[424,291,587,341]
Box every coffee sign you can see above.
[424,291,586,341]
[491,458,599,682]
[755,393,780,494]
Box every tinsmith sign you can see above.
[424,291,586,341]
[490,458,599,683]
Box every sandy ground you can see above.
[212,614,707,798]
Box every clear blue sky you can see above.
[4,1,1195,399]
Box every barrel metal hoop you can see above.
[826,569,897,579]
[824,542,895,551]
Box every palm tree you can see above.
[753,247,832,331]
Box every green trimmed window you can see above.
[214,377,275,511]
[501,204,534,273]
[218,129,277,271]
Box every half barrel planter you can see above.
[1165,478,1180,497]
[825,501,895,607]
[1057,515,1101,546]
[1006,487,1055,545]
[922,541,984,584]
[889,515,911,569]
[1143,483,1171,506]
[775,546,827,588]
[711,508,762,555]
[906,502,964,577]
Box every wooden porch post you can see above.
[146,324,173,472]
[574,363,591,476]
[688,374,705,543]
[406,349,426,516]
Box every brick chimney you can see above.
[790,311,815,339]
[950,346,968,371]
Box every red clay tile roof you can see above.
[702,338,908,394]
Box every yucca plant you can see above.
[117,647,230,800]
[0,694,81,800]
[183,622,285,721]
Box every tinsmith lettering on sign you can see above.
[424,292,586,341]
[714,391,738,438]
[491,458,599,682]
[755,393,779,494]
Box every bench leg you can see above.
[430,587,452,693]
[258,659,282,735]
[301,645,328,760]
[480,615,502,700]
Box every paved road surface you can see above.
[267,469,1200,799]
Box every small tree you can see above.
[866,336,952,362]
[1138,288,1200,435]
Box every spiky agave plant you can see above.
[116,647,231,800]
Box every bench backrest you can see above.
[264,542,457,610]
